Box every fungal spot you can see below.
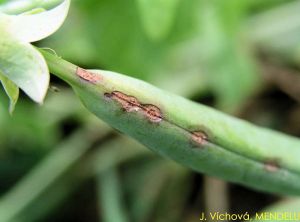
[76,67,102,83]
[143,104,163,123]
[125,96,141,112]
[104,91,141,112]
[104,91,163,123]
[264,160,280,172]
[191,131,208,145]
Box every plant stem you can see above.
[39,48,77,84]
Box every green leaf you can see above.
[136,0,181,41]
[21,8,46,15]
[210,48,260,112]
[98,168,129,222]
[0,33,49,103]
[0,0,70,104]
[0,71,19,113]
[198,1,260,111]
[0,0,63,14]
[0,0,70,43]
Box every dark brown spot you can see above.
[76,67,102,83]
[191,131,208,145]
[264,160,280,172]
[143,104,163,123]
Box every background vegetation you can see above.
[1,0,300,221]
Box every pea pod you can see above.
[40,49,300,196]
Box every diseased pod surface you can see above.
[41,50,300,196]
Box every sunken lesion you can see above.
[105,91,141,112]
[105,91,210,144]
[104,91,162,123]
[264,159,280,172]
[191,131,208,145]
[76,67,102,83]
[143,104,163,123]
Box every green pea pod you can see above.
[40,49,300,196]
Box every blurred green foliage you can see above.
[1,0,300,221]
[44,0,261,111]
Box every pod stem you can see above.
[38,48,78,85]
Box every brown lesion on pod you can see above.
[123,96,141,112]
[142,104,163,123]
[76,67,102,83]
[191,131,208,145]
[104,91,141,112]
[104,91,163,123]
[264,159,280,172]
